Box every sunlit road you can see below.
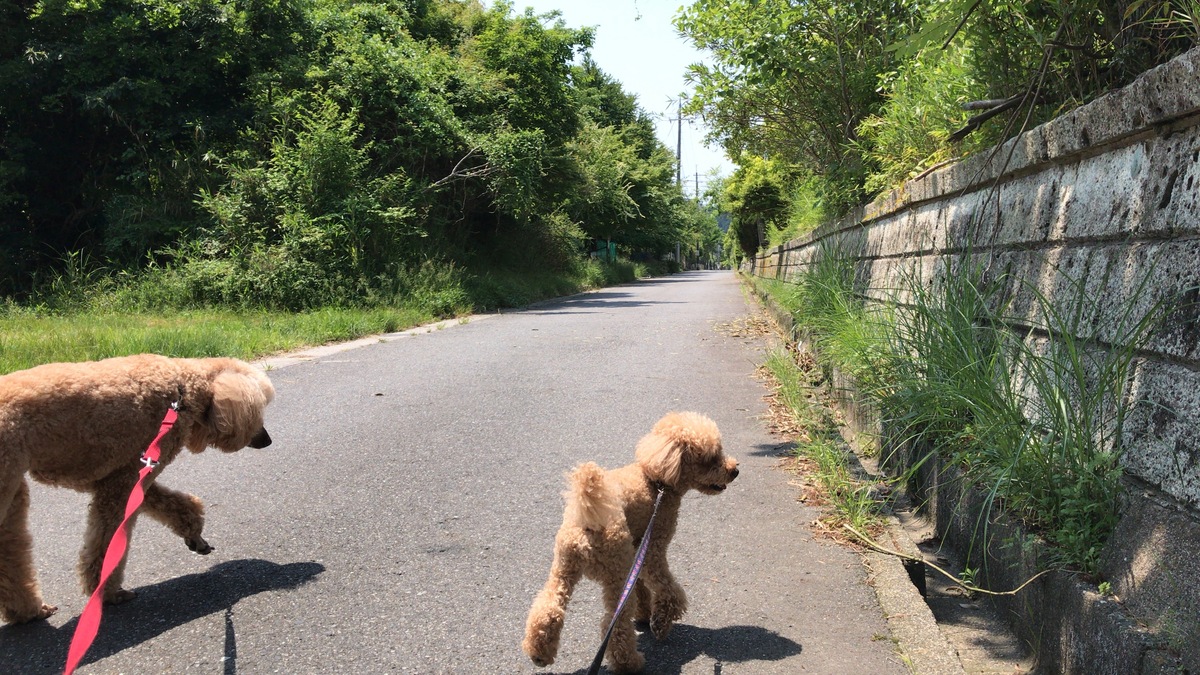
[2,271,904,674]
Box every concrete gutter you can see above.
[865,528,966,675]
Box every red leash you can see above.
[63,403,178,675]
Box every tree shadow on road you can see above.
[545,623,803,674]
[0,558,324,673]
[527,291,685,315]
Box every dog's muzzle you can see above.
[707,468,739,492]
[708,466,739,492]
[249,427,272,449]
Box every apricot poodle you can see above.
[523,411,739,674]
[0,354,275,624]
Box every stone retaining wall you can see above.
[746,46,1200,673]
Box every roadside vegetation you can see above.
[752,246,1170,576]
[678,0,1194,575]
[0,0,721,372]
[0,252,657,374]
[679,0,1199,262]
[762,348,887,539]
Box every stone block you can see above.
[1101,485,1200,670]
[1123,360,1200,507]
[1137,126,1200,236]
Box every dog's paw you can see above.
[608,649,645,674]
[186,537,214,555]
[649,614,675,641]
[104,589,136,605]
[649,587,687,640]
[523,638,556,667]
[3,602,58,624]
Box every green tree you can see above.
[856,38,991,194]
[721,155,788,259]
[677,0,916,214]
[0,0,310,292]
[564,56,691,260]
[473,2,591,148]
[675,197,722,267]
[0,0,695,307]
[565,122,640,246]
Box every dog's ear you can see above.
[636,412,724,487]
[635,432,683,487]
[207,365,275,446]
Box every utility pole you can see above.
[694,170,699,201]
[673,99,682,268]
[675,99,682,187]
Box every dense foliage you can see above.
[679,0,1199,257]
[0,0,710,308]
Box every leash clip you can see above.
[140,401,177,470]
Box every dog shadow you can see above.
[550,623,803,674]
[0,558,324,673]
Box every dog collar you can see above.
[650,480,675,496]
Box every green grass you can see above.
[763,347,886,534]
[764,348,814,413]
[0,306,435,374]
[800,437,887,533]
[878,257,1165,572]
[761,242,892,388]
[0,256,672,375]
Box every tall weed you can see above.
[765,246,1170,574]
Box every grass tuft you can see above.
[762,346,888,537]
[752,247,1175,575]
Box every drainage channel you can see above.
[893,506,1036,675]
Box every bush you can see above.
[857,39,994,194]
[0,1,709,303]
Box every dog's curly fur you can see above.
[0,354,275,624]
[523,411,739,674]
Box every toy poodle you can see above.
[523,411,739,673]
[0,354,275,624]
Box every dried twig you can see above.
[843,523,1060,597]
[426,147,492,190]
[949,93,1028,142]
[961,98,1015,111]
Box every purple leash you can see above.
[586,486,666,675]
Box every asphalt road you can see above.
[2,271,905,674]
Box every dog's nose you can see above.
[248,427,272,449]
[730,467,739,479]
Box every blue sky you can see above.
[496,1,735,196]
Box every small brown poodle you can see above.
[0,354,275,624]
[523,411,739,674]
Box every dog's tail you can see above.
[562,462,624,530]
